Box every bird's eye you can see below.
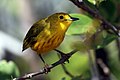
[59,16,64,19]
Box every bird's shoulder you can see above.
[22,18,49,51]
[24,18,49,40]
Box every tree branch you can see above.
[13,49,78,80]
[69,0,120,36]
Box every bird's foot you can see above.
[43,64,51,74]
[54,49,71,63]
[60,53,70,63]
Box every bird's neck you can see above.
[59,22,70,33]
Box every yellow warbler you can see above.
[22,12,79,63]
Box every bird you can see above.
[22,12,79,64]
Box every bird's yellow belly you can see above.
[32,34,64,54]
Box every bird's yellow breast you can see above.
[32,32,64,53]
[32,21,72,53]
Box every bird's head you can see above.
[47,12,79,31]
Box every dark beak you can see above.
[70,17,79,21]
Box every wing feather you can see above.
[22,19,47,51]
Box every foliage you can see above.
[0,60,20,80]
[88,0,105,5]
[68,13,117,49]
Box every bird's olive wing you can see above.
[22,20,46,51]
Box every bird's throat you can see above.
[60,22,66,30]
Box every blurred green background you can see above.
[0,0,120,80]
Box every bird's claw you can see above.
[60,53,70,64]
[43,64,50,74]
[54,49,71,63]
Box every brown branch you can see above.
[69,0,120,37]
[13,49,78,80]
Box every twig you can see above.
[13,49,78,80]
[69,0,120,36]
[61,64,74,78]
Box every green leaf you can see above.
[88,0,105,5]
[68,13,100,35]
[68,13,102,38]
[0,60,20,80]
[88,0,96,5]
[67,13,117,50]
[92,31,118,49]
[99,0,116,22]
